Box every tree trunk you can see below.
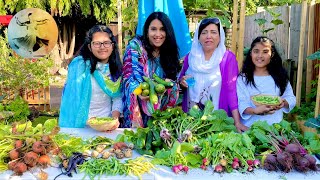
[59,21,76,68]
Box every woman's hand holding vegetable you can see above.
[138,95,150,101]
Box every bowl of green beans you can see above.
[251,94,282,107]
[87,117,119,132]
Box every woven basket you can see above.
[87,117,119,132]
[251,94,281,107]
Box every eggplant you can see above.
[54,152,86,180]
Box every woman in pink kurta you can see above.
[178,18,248,132]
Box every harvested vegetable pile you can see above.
[198,132,259,173]
[0,119,60,175]
[262,132,318,173]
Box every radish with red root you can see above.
[247,160,253,166]
[253,159,260,168]
[214,164,223,173]
[232,161,240,169]
[183,166,189,173]
[247,165,254,172]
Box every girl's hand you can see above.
[274,98,288,110]
[106,117,120,133]
[254,105,276,115]
[138,95,150,101]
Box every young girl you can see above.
[59,25,122,128]
[237,36,296,127]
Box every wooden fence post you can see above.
[237,0,246,70]
[316,67,320,117]
[306,0,316,102]
[231,0,238,54]
[296,0,308,107]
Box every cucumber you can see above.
[142,76,158,104]
[153,74,174,87]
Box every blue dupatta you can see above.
[59,56,121,128]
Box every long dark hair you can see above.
[141,12,180,80]
[76,25,122,80]
[239,36,289,95]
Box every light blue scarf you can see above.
[59,56,121,128]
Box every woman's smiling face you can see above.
[147,19,166,49]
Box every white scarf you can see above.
[186,18,226,107]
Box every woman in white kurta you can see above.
[237,36,296,127]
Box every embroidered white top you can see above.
[88,62,123,118]
[237,75,296,127]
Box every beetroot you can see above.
[13,162,27,175]
[284,143,300,154]
[265,154,277,165]
[9,149,20,160]
[263,162,277,171]
[264,154,278,171]
[24,151,39,167]
[32,141,44,153]
[276,152,293,172]
[41,135,51,143]
[15,140,24,149]
[8,161,17,170]
[296,157,310,170]
[303,154,316,165]
[38,154,51,167]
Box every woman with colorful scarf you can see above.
[59,25,122,128]
[122,12,180,128]
[178,18,248,133]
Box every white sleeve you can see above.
[236,76,253,120]
[281,82,296,113]
[111,96,123,113]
